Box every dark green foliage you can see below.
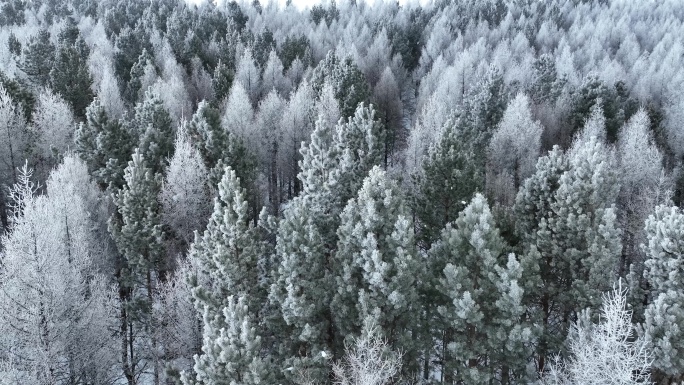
[125,49,155,104]
[72,0,97,17]
[75,99,136,190]
[569,75,638,143]
[212,60,233,103]
[645,101,671,162]
[108,148,166,384]
[0,0,25,26]
[470,65,508,140]
[50,37,94,120]
[7,32,21,56]
[216,31,238,68]
[310,0,339,26]
[412,115,485,248]
[195,4,228,42]
[279,35,310,70]
[110,149,165,276]
[58,16,81,46]
[0,71,35,121]
[132,91,175,175]
[186,102,259,218]
[530,54,565,104]
[386,8,429,72]
[615,80,640,125]
[114,24,152,85]
[39,0,70,24]
[311,51,371,119]
[252,0,262,14]
[20,29,54,88]
[226,1,248,31]
[101,0,149,38]
[165,7,191,58]
[673,169,684,208]
[253,30,276,69]
[186,101,225,169]
[310,5,327,25]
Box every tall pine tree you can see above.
[333,166,422,377]
[183,167,270,385]
[432,194,533,384]
[109,148,166,385]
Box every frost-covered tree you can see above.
[642,205,684,382]
[515,132,622,372]
[358,29,391,88]
[280,80,315,197]
[404,94,449,177]
[221,81,254,143]
[183,167,270,384]
[0,84,31,187]
[487,93,542,206]
[272,101,386,380]
[156,260,202,382]
[329,102,385,209]
[190,57,214,105]
[182,295,267,385]
[615,109,670,323]
[616,108,669,267]
[262,49,291,96]
[186,167,266,320]
[333,167,421,374]
[541,283,652,385]
[270,115,338,384]
[0,164,116,385]
[271,193,332,383]
[31,89,75,177]
[315,80,341,130]
[255,90,285,214]
[432,194,533,384]
[98,66,126,119]
[160,126,211,253]
[332,319,402,385]
[150,48,191,124]
[235,48,261,104]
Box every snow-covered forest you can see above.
[0,0,683,383]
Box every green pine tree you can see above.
[412,115,484,249]
[514,136,622,373]
[311,51,371,119]
[271,106,385,383]
[75,98,135,190]
[642,205,684,382]
[20,29,54,88]
[50,36,94,119]
[132,90,174,175]
[183,167,270,385]
[433,194,533,384]
[333,166,422,377]
[109,148,166,385]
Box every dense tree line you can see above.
[0,0,682,384]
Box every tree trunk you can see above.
[148,269,160,385]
